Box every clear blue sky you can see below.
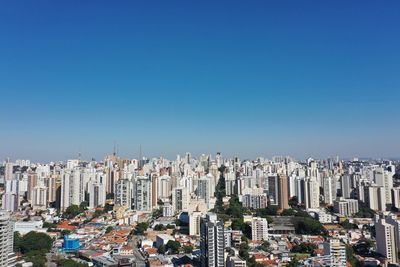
[1,1,399,162]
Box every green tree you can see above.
[291,243,317,254]
[292,216,327,235]
[287,257,300,267]
[239,242,250,260]
[92,209,103,218]
[79,201,88,211]
[340,219,357,230]
[231,218,244,230]
[135,222,149,235]
[226,195,244,218]
[13,231,22,252]
[105,226,113,233]
[346,244,363,267]
[290,210,327,236]
[61,229,71,237]
[183,245,193,254]
[104,203,114,212]
[154,224,166,231]
[43,222,56,229]
[158,244,166,254]
[255,205,278,217]
[166,240,181,254]
[152,207,163,219]
[281,208,296,216]
[260,240,270,252]
[166,224,175,229]
[214,166,226,213]
[289,196,299,208]
[24,250,46,267]
[64,205,81,219]
[19,231,53,254]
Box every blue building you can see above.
[63,235,80,252]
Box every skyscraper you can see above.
[278,173,289,210]
[0,210,14,266]
[267,175,278,205]
[2,179,19,212]
[376,218,399,264]
[133,176,151,211]
[115,179,132,208]
[200,213,225,267]
[61,168,84,211]
[89,183,106,208]
[305,177,320,209]
[172,187,189,213]
[4,162,13,181]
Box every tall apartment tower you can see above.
[2,179,19,212]
[61,169,84,211]
[0,210,14,266]
[133,176,151,211]
[197,178,211,207]
[251,217,269,241]
[4,162,14,181]
[376,218,399,265]
[278,173,289,210]
[305,177,320,209]
[200,213,225,267]
[386,215,400,255]
[172,187,189,213]
[375,167,394,204]
[89,183,106,208]
[115,179,133,208]
[267,175,278,205]
[323,176,336,205]
[323,238,346,267]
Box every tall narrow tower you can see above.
[200,213,225,267]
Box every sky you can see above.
[1,1,400,162]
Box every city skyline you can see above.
[1,1,400,161]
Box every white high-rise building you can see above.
[251,217,269,241]
[197,177,211,206]
[305,178,320,209]
[0,210,14,266]
[133,176,151,211]
[323,238,346,267]
[89,183,106,208]
[115,179,132,208]
[172,187,189,213]
[393,187,400,209]
[157,175,171,200]
[341,174,352,198]
[386,215,400,255]
[323,176,335,205]
[4,162,14,181]
[61,169,84,211]
[2,179,19,212]
[200,213,225,267]
[375,168,394,204]
[364,185,386,212]
[32,186,47,210]
[333,198,359,217]
[376,218,399,264]
[189,211,202,236]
